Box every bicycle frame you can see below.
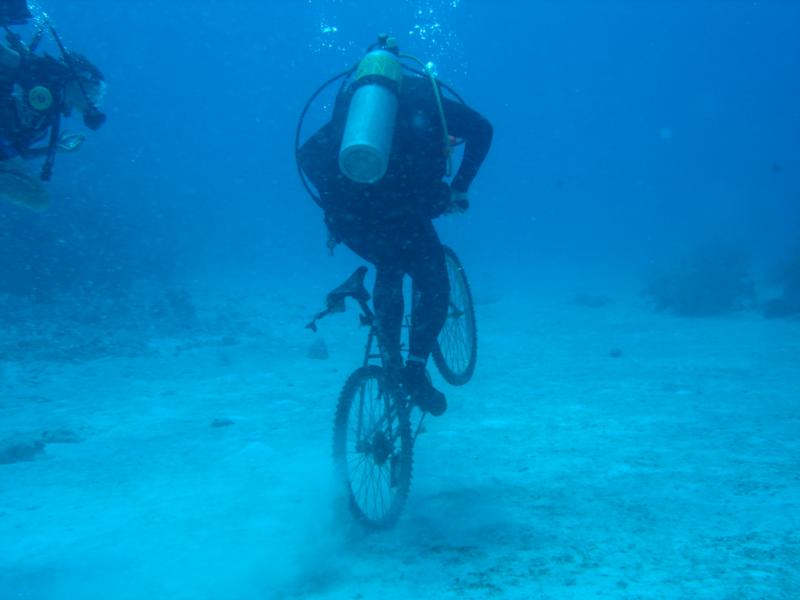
[352,297,427,443]
[356,303,413,369]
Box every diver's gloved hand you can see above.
[445,189,470,214]
[57,132,86,153]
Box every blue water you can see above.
[1,0,798,294]
[1,1,799,598]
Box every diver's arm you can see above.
[297,120,347,201]
[443,98,492,193]
[11,133,85,159]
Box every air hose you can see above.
[400,53,453,177]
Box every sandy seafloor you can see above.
[1,274,798,600]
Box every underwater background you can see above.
[1,0,798,297]
[1,1,799,598]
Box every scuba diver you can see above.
[297,35,492,416]
[0,0,28,26]
[1,2,106,209]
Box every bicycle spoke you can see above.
[355,462,370,501]
[374,469,383,518]
[377,467,389,516]
[370,463,384,520]
[365,468,375,519]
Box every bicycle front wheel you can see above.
[432,246,477,385]
[333,366,413,529]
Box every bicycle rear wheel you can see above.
[333,365,413,529]
[431,246,477,385]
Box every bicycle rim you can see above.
[432,246,477,385]
[333,366,413,529]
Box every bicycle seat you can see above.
[326,266,370,311]
[306,266,370,331]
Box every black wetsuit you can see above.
[299,75,492,367]
[0,1,32,27]
[0,49,65,165]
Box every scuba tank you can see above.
[338,43,403,184]
[296,34,467,209]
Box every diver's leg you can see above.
[373,265,404,371]
[332,214,405,372]
[402,218,449,416]
[407,220,450,362]
[0,158,49,209]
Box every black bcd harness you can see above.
[2,21,105,180]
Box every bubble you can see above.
[27,1,49,26]
[405,0,467,77]
[308,18,352,56]
[305,0,466,71]
[425,61,438,78]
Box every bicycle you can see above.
[306,246,477,529]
